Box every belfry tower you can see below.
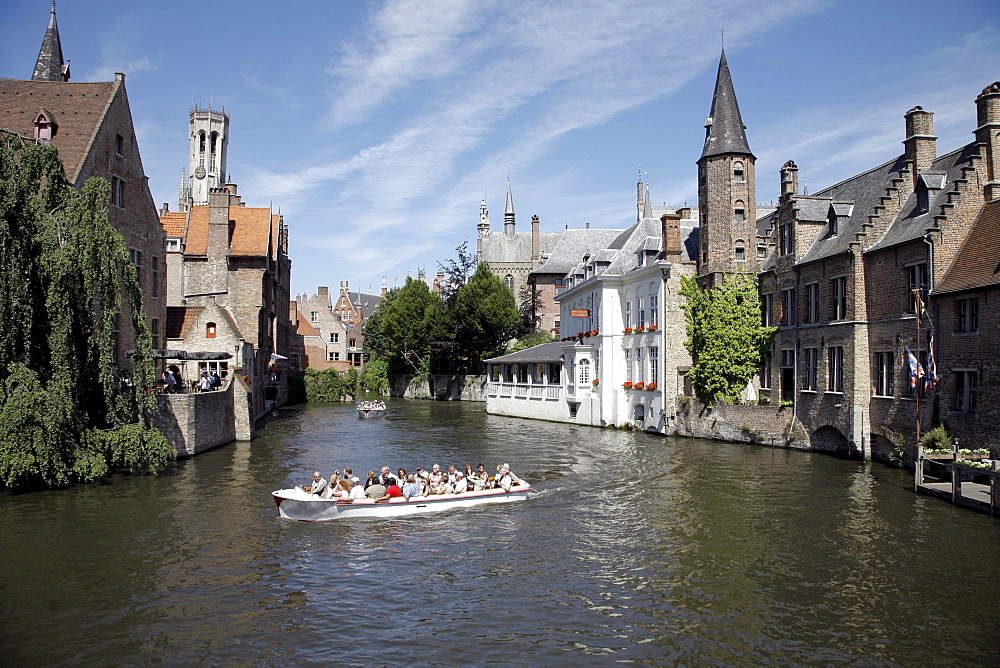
[696,49,756,288]
[182,105,230,208]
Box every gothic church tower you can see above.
[697,49,756,288]
[182,105,230,208]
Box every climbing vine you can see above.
[680,271,776,405]
[0,134,173,491]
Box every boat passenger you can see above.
[365,471,377,488]
[450,471,468,494]
[397,468,407,484]
[377,466,396,486]
[402,474,423,500]
[373,479,403,502]
[307,471,329,497]
[466,470,486,492]
[343,467,360,485]
[348,480,367,500]
[447,465,459,485]
[495,463,524,492]
[429,464,443,487]
[365,481,387,499]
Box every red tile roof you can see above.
[935,200,1000,294]
[0,79,117,184]
[160,211,186,237]
[165,306,203,339]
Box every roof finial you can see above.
[721,24,724,50]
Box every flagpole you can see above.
[915,288,921,451]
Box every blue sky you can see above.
[2,0,998,297]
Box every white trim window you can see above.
[827,346,844,393]
[873,351,894,397]
[578,358,591,385]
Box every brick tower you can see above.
[696,49,756,288]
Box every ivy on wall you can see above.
[0,134,173,491]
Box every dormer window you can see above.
[32,109,57,142]
[828,209,838,236]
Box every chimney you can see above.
[531,215,540,265]
[677,207,692,220]
[159,202,170,216]
[318,286,328,297]
[904,106,937,178]
[975,81,1000,201]
[780,161,798,202]
[661,213,682,260]
[381,276,387,296]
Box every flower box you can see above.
[623,328,633,334]
[592,379,600,387]
[645,325,658,332]
[633,327,645,333]
[634,382,646,390]
[622,382,633,390]
[646,383,657,391]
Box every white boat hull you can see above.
[272,485,531,521]
[357,409,386,418]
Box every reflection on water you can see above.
[2,399,999,664]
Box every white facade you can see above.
[182,105,230,207]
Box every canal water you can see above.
[2,399,999,664]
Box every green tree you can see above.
[452,264,520,370]
[362,277,440,375]
[507,330,555,354]
[679,271,776,404]
[0,134,173,490]
[359,357,389,393]
[304,367,359,402]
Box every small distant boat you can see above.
[357,402,386,418]
[272,485,531,521]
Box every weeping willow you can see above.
[0,133,173,490]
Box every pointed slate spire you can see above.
[504,179,515,237]
[33,3,70,82]
[700,49,751,160]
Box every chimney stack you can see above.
[904,106,937,179]
[531,215,540,266]
[780,161,799,202]
[661,213,682,260]
[975,82,1000,200]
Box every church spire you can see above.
[32,3,70,82]
[504,179,515,238]
[700,49,751,160]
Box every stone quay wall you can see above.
[389,374,488,402]
[674,397,810,449]
[151,376,255,457]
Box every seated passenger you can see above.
[402,474,423,500]
[300,471,329,497]
[466,470,486,492]
[365,481,387,499]
[429,464,443,487]
[495,463,524,492]
[348,480,367,500]
[373,479,404,502]
[450,471,468,494]
[365,471,377,488]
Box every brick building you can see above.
[0,5,166,363]
[290,281,383,371]
[756,81,1000,459]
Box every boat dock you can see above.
[915,446,1000,516]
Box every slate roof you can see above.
[485,342,565,364]
[348,291,382,319]
[935,199,1000,294]
[480,229,561,263]
[866,144,979,253]
[701,50,753,160]
[32,5,68,82]
[530,228,623,276]
[0,78,118,183]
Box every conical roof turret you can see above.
[700,49,751,160]
[32,3,70,82]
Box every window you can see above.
[907,263,929,313]
[199,131,206,153]
[151,256,159,298]
[166,238,181,252]
[831,277,847,320]
[734,161,745,182]
[578,358,591,385]
[327,351,340,361]
[310,311,319,323]
[349,338,357,348]
[329,332,339,343]
[624,301,632,329]
[649,347,658,386]
[625,350,632,382]
[636,252,645,269]
[759,353,772,389]
[804,283,819,323]
[762,293,774,327]
[828,346,844,393]
[198,361,228,379]
[779,223,792,255]
[129,249,143,285]
[549,363,561,385]
[780,349,795,403]
[517,365,529,384]
[556,279,567,295]
[637,297,645,328]
[505,275,514,292]
[957,298,979,332]
[827,209,838,237]
[735,244,745,262]
[115,133,124,156]
[804,348,818,391]
[151,318,159,349]
[110,177,126,208]
[781,288,796,326]
[955,370,978,413]
[873,351,894,397]
[905,350,927,398]
[734,207,745,223]
[757,244,767,259]
[649,294,658,327]
[206,322,217,338]
[636,349,644,384]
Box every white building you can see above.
[486,210,698,433]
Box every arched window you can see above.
[210,131,219,154]
[734,200,745,222]
[735,240,746,262]
[578,358,591,385]
[505,275,514,292]
[206,322,217,338]
[734,161,745,182]
[198,131,206,153]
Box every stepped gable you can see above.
[794,156,907,264]
[0,79,117,183]
[935,199,1000,294]
[866,143,981,252]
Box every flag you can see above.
[924,336,939,391]
[904,345,925,389]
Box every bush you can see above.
[304,367,359,402]
[920,424,952,452]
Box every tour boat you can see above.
[357,405,387,418]
[272,484,531,521]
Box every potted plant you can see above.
[592,378,600,387]
[646,325,658,332]
[622,381,633,390]
[646,382,657,391]
[634,382,645,390]
[634,326,644,333]
[623,327,633,334]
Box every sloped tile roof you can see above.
[0,79,117,183]
[935,199,1000,294]
[184,206,210,255]
[160,211,186,237]
[229,206,272,257]
[295,310,318,336]
[165,306,202,339]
